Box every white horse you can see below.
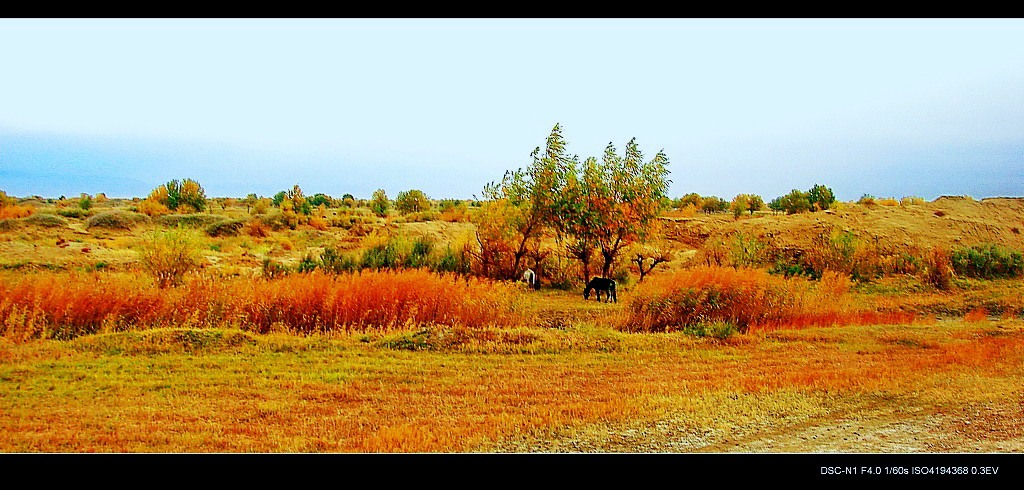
[522,268,538,290]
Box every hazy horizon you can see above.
[2,18,1022,202]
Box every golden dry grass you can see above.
[0,318,1020,452]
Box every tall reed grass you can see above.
[0,269,522,340]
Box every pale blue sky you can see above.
[1,18,1022,201]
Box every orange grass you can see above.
[622,266,915,333]
[0,269,522,340]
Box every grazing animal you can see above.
[522,268,538,290]
[583,277,617,303]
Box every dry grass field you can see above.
[1,195,1023,455]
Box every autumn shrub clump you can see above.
[136,227,205,288]
[621,266,912,334]
[0,190,34,219]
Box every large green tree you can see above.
[395,189,431,214]
[477,124,671,282]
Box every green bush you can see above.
[951,244,1024,279]
[57,208,93,219]
[87,211,150,230]
[682,320,737,340]
[261,258,290,280]
[435,245,471,274]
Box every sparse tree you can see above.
[244,193,258,213]
[370,189,390,217]
[630,241,673,282]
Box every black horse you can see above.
[583,277,617,303]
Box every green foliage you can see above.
[78,194,93,211]
[951,244,1024,279]
[700,196,728,214]
[486,124,672,279]
[807,184,836,211]
[803,228,879,281]
[776,189,812,215]
[395,189,431,214]
[151,178,207,212]
[262,258,290,280]
[56,208,92,219]
[682,320,737,340]
[730,194,763,217]
[272,191,287,207]
[87,211,149,230]
[318,245,358,274]
[361,241,402,270]
[156,213,224,228]
[306,193,332,208]
[730,233,768,267]
[137,227,204,288]
[370,189,390,217]
[435,245,472,274]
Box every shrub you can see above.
[155,213,224,228]
[439,200,470,222]
[136,198,172,217]
[900,196,926,206]
[434,244,472,274]
[205,219,246,237]
[0,204,34,219]
[682,320,737,341]
[56,208,93,219]
[857,194,876,206]
[318,245,358,274]
[136,227,205,288]
[621,266,914,334]
[87,211,149,230]
[923,246,954,290]
[308,215,330,230]
[243,218,271,238]
[730,233,768,268]
[262,258,290,280]
[23,213,67,228]
[802,228,880,281]
[950,244,1024,279]
[0,219,21,232]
